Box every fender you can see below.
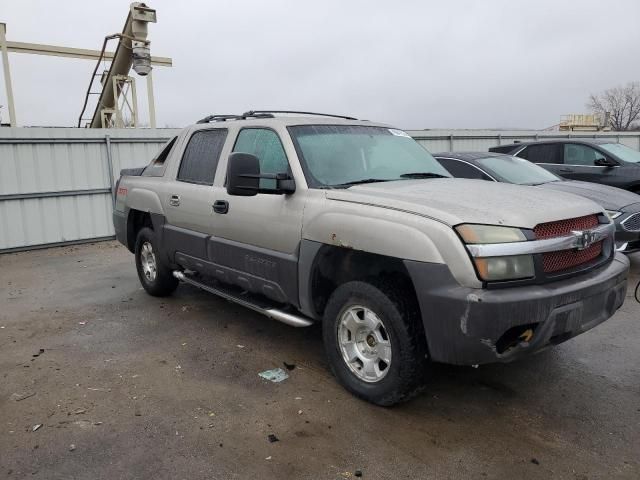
[127,187,165,215]
[303,211,445,264]
[302,203,483,289]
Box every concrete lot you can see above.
[1,242,639,479]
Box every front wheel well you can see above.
[309,245,420,320]
[126,209,153,252]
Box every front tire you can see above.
[134,227,178,297]
[322,281,428,406]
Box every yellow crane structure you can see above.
[0,2,172,128]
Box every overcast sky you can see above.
[2,0,640,129]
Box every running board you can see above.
[172,271,313,328]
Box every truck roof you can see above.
[190,111,391,129]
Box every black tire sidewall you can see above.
[134,227,177,296]
[322,281,425,406]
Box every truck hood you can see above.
[536,180,640,211]
[326,178,604,229]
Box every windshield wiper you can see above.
[335,178,394,187]
[399,172,448,179]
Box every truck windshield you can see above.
[476,155,561,185]
[599,143,640,164]
[288,125,451,187]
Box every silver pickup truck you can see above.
[113,111,629,405]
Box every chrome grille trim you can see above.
[466,222,614,258]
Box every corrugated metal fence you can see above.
[0,128,180,252]
[2,127,640,253]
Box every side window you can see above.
[177,129,227,185]
[563,144,606,166]
[152,137,177,166]
[233,128,289,189]
[437,158,492,181]
[143,136,177,177]
[518,144,562,164]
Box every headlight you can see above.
[606,210,622,220]
[473,255,535,281]
[456,224,534,281]
[456,224,527,244]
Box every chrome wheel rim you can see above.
[337,305,392,383]
[140,241,157,282]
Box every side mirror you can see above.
[595,157,617,167]
[227,152,260,196]
[226,152,296,196]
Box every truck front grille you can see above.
[534,214,602,274]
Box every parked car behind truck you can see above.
[434,152,640,253]
[489,139,640,192]
[113,111,629,406]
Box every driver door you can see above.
[560,143,618,186]
[208,127,306,304]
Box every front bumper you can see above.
[405,253,629,366]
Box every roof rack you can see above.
[195,110,358,124]
[196,112,275,124]
[243,110,358,120]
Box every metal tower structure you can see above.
[0,2,172,128]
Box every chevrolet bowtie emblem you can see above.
[572,229,597,250]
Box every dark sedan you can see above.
[489,139,640,193]
[434,152,640,253]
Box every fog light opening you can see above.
[495,323,539,354]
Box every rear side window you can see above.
[437,158,492,181]
[143,137,177,177]
[518,144,563,164]
[563,144,606,166]
[177,129,227,185]
[233,128,289,189]
[152,137,177,166]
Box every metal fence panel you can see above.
[0,128,179,252]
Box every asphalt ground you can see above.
[1,242,639,479]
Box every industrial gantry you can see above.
[0,2,172,128]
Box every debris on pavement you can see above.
[236,344,245,349]
[267,434,279,443]
[265,456,272,460]
[11,392,36,402]
[283,361,296,371]
[69,444,76,452]
[258,368,289,383]
[72,408,86,415]
[32,424,42,432]
[32,349,45,358]
[531,458,540,465]
[355,470,363,477]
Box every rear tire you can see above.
[134,227,178,297]
[322,280,428,406]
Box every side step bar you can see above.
[172,271,313,328]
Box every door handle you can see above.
[559,168,574,173]
[169,194,180,206]
[213,200,229,214]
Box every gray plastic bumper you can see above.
[404,254,629,366]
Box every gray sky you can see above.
[2,0,640,129]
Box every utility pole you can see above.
[0,23,17,127]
